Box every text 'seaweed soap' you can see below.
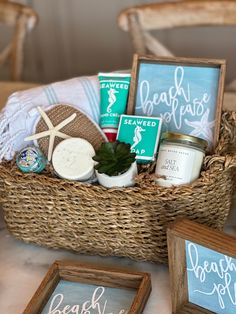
[117,115,162,163]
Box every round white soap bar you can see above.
[52,138,95,181]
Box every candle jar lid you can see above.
[161,132,208,151]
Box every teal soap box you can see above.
[117,115,162,163]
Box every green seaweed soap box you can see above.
[117,115,162,162]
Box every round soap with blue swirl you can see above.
[16,146,47,173]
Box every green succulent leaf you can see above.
[93,141,136,176]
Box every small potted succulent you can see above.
[93,141,137,188]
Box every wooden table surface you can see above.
[0,81,39,110]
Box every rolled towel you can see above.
[0,76,100,161]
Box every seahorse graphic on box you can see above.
[131,126,145,150]
[107,88,119,113]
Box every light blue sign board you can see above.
[41,279,136,314]
[135,62,220,149]
[185,240,236,314]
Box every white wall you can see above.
[1,0,236,84]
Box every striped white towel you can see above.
[0,76,100,161]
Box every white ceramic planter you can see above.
[96,161,138,188]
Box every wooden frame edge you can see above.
[23,260,151,314]
[127,53,140,115]
[127,54,226,151]
[23,262,60,314]
[167,218,236,314]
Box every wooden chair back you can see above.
[0,1,38,81]
[118,0,236,107]
[118,0,236,57]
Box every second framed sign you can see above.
[167,219,236,314]
[127,54,226,150]
[23,260,151,314]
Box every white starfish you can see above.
[184,109,215,143]
[24,106,76,161]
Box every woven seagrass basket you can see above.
[1,111,236,264]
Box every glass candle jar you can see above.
[155,132,208,187]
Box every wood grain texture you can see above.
[0,81,39,109]
[127,54,226,151]
[19,0,139,83]
[168,218,236,257]
[177,303,214,314]
[23,260,151,314]
[167,218,236,314]
[127,12,147,55]
[118,0,236,101]
[0,1,38,80]
[167,231,188,314]
[0,0,235,88]
[214,60,227,153]
[118,1,236,31]
[23,263,60,314]
[58,261,144,289]
[127,53,139,115]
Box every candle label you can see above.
[155,145,195,185]
[117,115,162,162]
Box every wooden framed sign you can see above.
[167,219,236,314]
[23,260,151,314]
[127,54,226,150]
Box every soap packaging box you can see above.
[117,115,163,163]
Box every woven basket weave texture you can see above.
[1,111,236,264]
